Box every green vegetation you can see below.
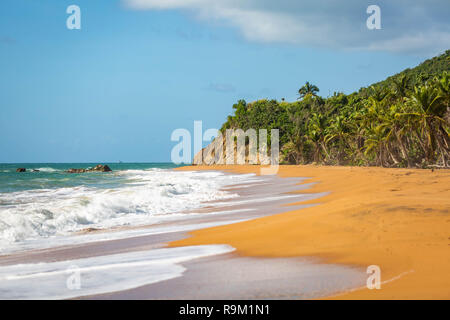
[220,50,450,168]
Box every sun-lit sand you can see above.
[172,165,450,299]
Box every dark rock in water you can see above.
[90,164,112,172]
[67,168,87,174]
[78,227,102,234]
[66,164,112,173]
[16,168,26,172]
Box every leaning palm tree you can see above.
[326,115,352,164]
[436,72,450,124]
[400,84,447,164]
[298,82,319,100]
[306,113,329,162]
[364,122,391,167]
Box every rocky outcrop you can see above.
[67,168,87,174]
[90,164,112,172]
[66,164,112,174]
[193,136,270,165]
[16,168,26,172]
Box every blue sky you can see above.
[0,0,449,163]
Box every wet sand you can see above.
[172,165,450,300]
[90,254,365,300]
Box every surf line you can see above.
[341,269,415,295]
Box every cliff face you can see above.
[193,137,245,165]
[193,137,271,165]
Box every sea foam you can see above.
[0,169,252,251]
[0,245,235,299]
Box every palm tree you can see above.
[306,113,329,162]
[400,84,447,164]
[436,72,450,123]
[382,104,413,167]
[326,115,352,164]
[368,85,389,102]
[391,75,410,100]
[364,122,390,167]
[298,82,319,100]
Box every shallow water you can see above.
[0,245,235,299]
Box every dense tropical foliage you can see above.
[220,50,450,168]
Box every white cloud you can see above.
[366,32,450,54]
[124,0,450,55]
[126,0,207,10]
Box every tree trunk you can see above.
[395,130,412,167]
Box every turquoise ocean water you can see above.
[0,163,240,251]
[0,163,178,193]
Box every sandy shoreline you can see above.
[172,165,450,299]
[1,165,448,299]
[1,171,366,299]
[84,172,365,299]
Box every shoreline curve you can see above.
[171,164,450,299]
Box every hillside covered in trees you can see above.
[219,50,450,168]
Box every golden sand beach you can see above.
[172,165,450,299]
